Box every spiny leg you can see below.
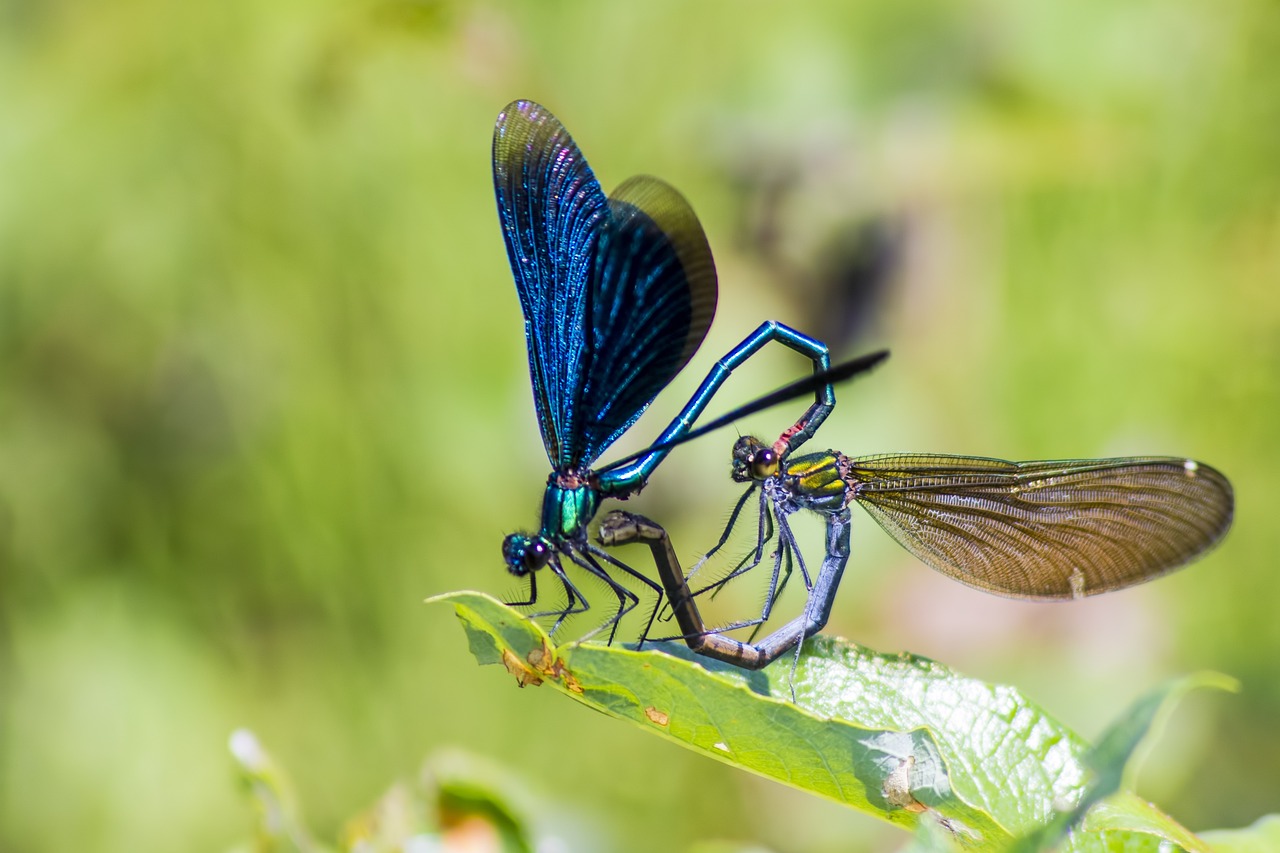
[697,487,774,600]
[598,508,855,703]
[597,511,716,648]
[532,561,592,637]
[702,510,852,699]
[589,541,665,648]
[563,547,642,646]
[705,540,791,638]
[596,511,796,666]
[505,567,537,608]
[598,512,767,649]
[687,483,759,583]
[759,511,854,698]
[748,538,792,643]
[653,485,756,624]
[753,510,811,630]
[712,515,793,637]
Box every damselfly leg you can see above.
[598,508,851,698]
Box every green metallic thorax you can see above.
[539,478,601,541]
[780,451,850,513]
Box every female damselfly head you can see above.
[502,533,552,577]
[731,435,780,483]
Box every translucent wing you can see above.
[493,100,607,467]
[846,454,1233,599]
[493,102,717,470]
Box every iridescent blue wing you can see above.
[572,175,717,466]
[494,101,717,469]
[493,100,608,467]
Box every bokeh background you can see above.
[2,1,1278,850]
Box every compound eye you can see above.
[750,448,779,479]
[504,534,550,576]
[522,539,551,572]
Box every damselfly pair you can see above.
[491,99,1234,675]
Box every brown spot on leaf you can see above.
[541,650,575,684]
[645,707,670,727]
[561,668,583,693]
[882,756,927,813]
[504,638,582,693]
[526,643,551,671]
[501,648,543,688]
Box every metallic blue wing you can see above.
[493,101,717,470]
[493,100,607,468]
[573,176,717,465]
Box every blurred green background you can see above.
[2,0,1277,850]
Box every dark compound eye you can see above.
[523,539,551,572]
[750,447,779,479]
[503,534,551,576]
[732,435,773,483]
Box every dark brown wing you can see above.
[846,454,1233,599]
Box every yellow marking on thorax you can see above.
[783,452,848,502]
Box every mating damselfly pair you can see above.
[491,98,1234,677]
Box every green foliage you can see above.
[434,592,1248,851]
[230,729,535,853]
[1201,816,1280,853]
[229,730,324,853]
[1009,675,1239,853]
[4,1,1279,850]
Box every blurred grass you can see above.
[1,1,1277,851]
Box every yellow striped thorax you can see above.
[778,450,849,513]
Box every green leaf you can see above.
[230,728,536,853]
[1085,673,1238,797]
[228,728,330,853]
[342,754,535,853]
[1201,815,1280,852]
[431,591,1105,846]
[1050,828,1198,853]
[1010,673,1238,852]
[1059,793,1210,852]
[432,773,534,853]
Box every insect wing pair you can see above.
[493,100,842,638]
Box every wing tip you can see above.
[497,98,543,125]
[607,175,718,367]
